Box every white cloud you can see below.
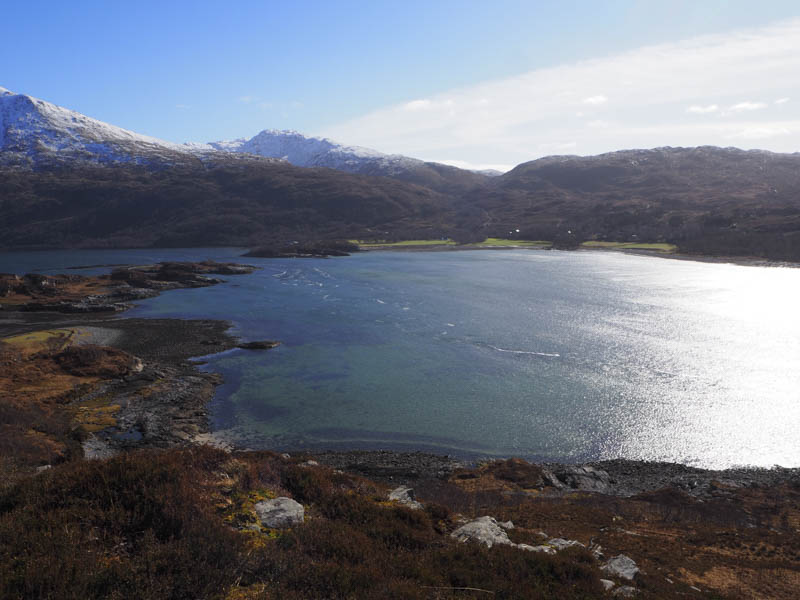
[438,159,515,173]
[238,95,254,104]
[775,97,790,104]
[404,99,433,111]
[728,101,768,112]
[727,126,791,139]
[583,95,608,105]
[686,104,718,114]
[321,19,800,165]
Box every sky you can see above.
[3,0,800,170]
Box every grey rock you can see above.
[602,555,640,580]
[450,516,512,548]
[613,586,638,597]
[35,464,52,474]
[547,537,585,551]
[552,465,613,492]
[388,486,423,510]
[301,460,319,467]
[600,579,616,591]
[497,520,514,529]
[517,544,556,554]
[254,497,304,528]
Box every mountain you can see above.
[1,87,799,260]
[472,146,800,257]
[0,87,487,193]
[200,129,490,194]
[0,87,204,168]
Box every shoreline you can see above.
[356,242,800,268]
[3,257,799,480]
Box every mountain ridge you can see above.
[2,86,800,260]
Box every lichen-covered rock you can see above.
[602,555,640,580]
[388,486,422,510]
[254,497,304,528]
[450,516,512,548]
[547,537,585,551]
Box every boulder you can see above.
[450,516,512,548]
[388,486,422,510]
[517,544,556,554]
[238,340,281,350]
[547,538,585,551]
[613,586,638,597]
[254,497,304,528]
[600,579,615,591]
[550,465,613,492]
[602,555,640,580]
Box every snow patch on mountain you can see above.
[0,87,194,166]
[200,129,426,174]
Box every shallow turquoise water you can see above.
[3,248,799,467]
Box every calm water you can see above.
[2,248,799,468]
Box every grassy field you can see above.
[580,241,678,253]
[473,238,552,247]
[350,239,458,248]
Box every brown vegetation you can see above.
[0,330,137,475]
[0,449,605,600]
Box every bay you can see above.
[2,248,798,468]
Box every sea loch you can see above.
[4,248,799,468]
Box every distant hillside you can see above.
[200,129,490,194]
[1,87,800,260]
[473,146,800,259]
[0,161,450,249]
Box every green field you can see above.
[350,239,458,248]
[580,241,678,252]
[474,238,552,247]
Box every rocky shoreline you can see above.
[4,261,800,597]
[3,259,798,492]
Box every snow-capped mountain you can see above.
[0,87,200,167]
[201,129,421,173]
[0,87,489,192]
[198,129,491,192]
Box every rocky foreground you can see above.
[2,264,800,598]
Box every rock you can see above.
[237,340,281,350]
[547,538,585,551]
[613,586,638,597]
[497,520,514,529]
[35,464,52,474]
[450,516,512,548]
[254,497,304,528]
[388,486,423,510]
[301,460,319,467]
[600,579,616,591]
[550,465,613,492]
[517,544,556,554]
[602,555,640,580]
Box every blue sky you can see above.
[3,1,800,168]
